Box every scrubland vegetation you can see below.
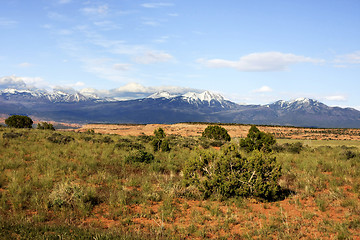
[0,124,359,239]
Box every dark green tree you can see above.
[152,127,170,152]
[154,127,166,139]
[37,122,55,130]
[240,125,275,152]
[202,125,231,141]
[5,115,33,128]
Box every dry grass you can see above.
[78,123,360,141]
[0,126,359,239]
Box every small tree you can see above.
[5,115,33,128]
[37,122,55,130]
[240,125,275,152]
[152,127,170,152]
[202,125,231,141]
[154,127,166,139]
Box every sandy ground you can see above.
[78,123,360,140]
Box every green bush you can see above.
[152,127,170,152]
[5,115,33,128]
[160,138,171,152]
[284,142,303,154]
[240,125,275,152]
[47,133,74,144]
[115,141,145,150]
[126,150,155,163]
[183,145,282,201]
[48,182,100,209]
[3,132,23,139]
[154,127,166,139]
[202,125,231,141]
[37,122,55,130]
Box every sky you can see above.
[0,0,359,108]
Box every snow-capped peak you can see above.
[2,88,42,96]
[182,91,224,102]
[290,97,311,104]
[147,91,175,99]
[180,91,228,108]
[269,98,323,111]
[0,87,97,103]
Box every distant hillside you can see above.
[1,88,360,128]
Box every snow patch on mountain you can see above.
[0,88,97,103]
[147,91,176,99]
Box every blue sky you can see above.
[0,0,359,108]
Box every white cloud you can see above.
[141,3,174,8]
[134,51,174,64]
[253,86,273,93]
[198,52,324,72]
[0,76,48,89]
[93,21,121,31]
[81,4,109,16]
[67,81,85,88]
[79,82,202,100]
[0,76,27,89]
[324,95,347,101]
[114,82,149,93]
[113,63,132,71]
[110,83,202,100]
[80,58,134,82]
[335,51,360,64]
[153,36,170,43]
[18,62,32,68]
[21,77,48,88]
[58,0,71,4]
[142,20,159,26]
[47,12,70,21]
[0,18,17,28]
[57,29,72,35]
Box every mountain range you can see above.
[1,88,360,128]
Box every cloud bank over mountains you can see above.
[198,52,324,72]
[0,76,203,101]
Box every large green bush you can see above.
[5,115,33,128]
[47,133,74,144]
[126,150,155,163]
[183,145,282,201]
[240,125,275,152]
[37,122,55,130]
[202,125,231,141]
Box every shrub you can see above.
[160,138,171,152]
[154,127,166,139]
[115,142,145,150]
[342,150,357,160]
[202,125,231,141]
[240,125,275,152]
[284,142,303,154]
[152,127,170,152]
[126,150,155,163]
[5,115,33,128]
[3,132,23,139]
[86,129,95,134]
[101,136,114,144]
[37,122,55,130]
[48,182,99,209]
[183,145,282,201]
[47,133,74,144]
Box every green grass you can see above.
[0,127,360,239]
[277,138,360,148]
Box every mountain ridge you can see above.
[1,88,360,128]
